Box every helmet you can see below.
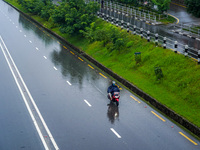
[112,81,116,85]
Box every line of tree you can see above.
[17,0,99,34]
[185,0,200,17]
[16,0,134,51]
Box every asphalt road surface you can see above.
[168,3,200,24]
[0,1,199,150]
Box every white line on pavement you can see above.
[110,128,121,138]
[43,56,47,59]
[84,100,92,107]
[53,66,57,70]
[66,81,71,85]
[36,47,39,50]
[0,36,59,150]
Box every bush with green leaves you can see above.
[151,0,171,13]
[16,0,99,34]
[82,23,129,51]
[51,0,99,34]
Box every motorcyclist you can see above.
[107,81,120,100]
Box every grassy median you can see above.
[5,0,200,128]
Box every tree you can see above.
[50,2,68,25]
[94,28,111,46]
[114,38,126,51]
[40,1,54,20]
[79,22,96,42]
[151,0,171,13]
[185,0,200,17]
[51,0,99,34]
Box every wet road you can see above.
[168,3,200,24]
[0,1,200,149]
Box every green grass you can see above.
[159,15,176,24]
[83,31,200,126]
[5,0,200,128]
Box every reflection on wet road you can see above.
[0,1,199,150]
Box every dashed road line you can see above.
[115,84,122,90]
[43,56,47,59]
[88,64,94,69]
[63,46,68,49]
[24,35,26,37]
[130,95,141,103]
[0,36,59,150]
[84,99,92,107]
[191,58,197,62]
[36,47,39,50]
[66,81,71,86]
[29,40,32,43]
[179,132,198,145]
[70,51,75,55]
[78,57,84,61]
[110,128,121,138]
[171,2,187,8]
[19,30,22,32]
[53,66,57,70]
[99,73,107,78]
[151,111,166,122]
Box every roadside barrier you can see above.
[96,8,200,62]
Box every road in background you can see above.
[0,1,199,149]
[168,3,200,24]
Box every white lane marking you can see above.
[12,22,14,24]
[66,81,71,86]
[0,37,48,150]
[16,26,18,28]
[24,35,26,37]
[29,40,32,43]
[19,30,22,32]
[110,128,121,138]
[9,19,11,21]
[43,56,47,59]
[84,100,92,107]
[0,36,59,150]
[36,47,39,50]
[53,66,57,70]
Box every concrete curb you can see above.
[5,1,200,138]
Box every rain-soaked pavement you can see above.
[168,3,200,24]
[0,0,200,149]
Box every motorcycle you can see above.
[108,92,120,106]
